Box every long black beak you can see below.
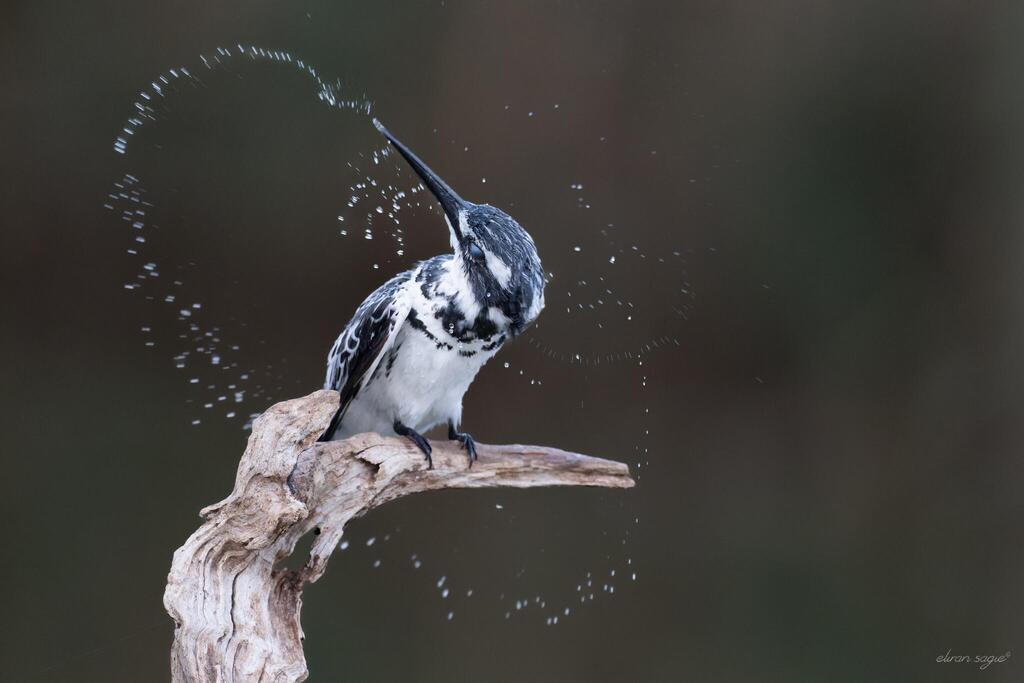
[373,118,468,236]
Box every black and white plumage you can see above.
[319,120,545,466]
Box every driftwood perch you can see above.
[163,389,634,682]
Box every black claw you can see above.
[394,420,432,468]
[448,420,478,468]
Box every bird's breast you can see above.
[392,310,505,377]
[356,317,501,432]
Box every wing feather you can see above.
[319,271,412,440]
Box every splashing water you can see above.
[107,44,695,421]
[104,43,697,627]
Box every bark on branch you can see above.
[163,389,634,682]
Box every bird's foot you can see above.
[394,420,432,468]
[448,421,477,467]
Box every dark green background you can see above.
[3,1,1022,681]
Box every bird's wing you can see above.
[320,271,413,440]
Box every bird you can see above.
[318,119,545,468]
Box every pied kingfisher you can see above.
[318,119,545,467]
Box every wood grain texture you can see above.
[164,389,634,682]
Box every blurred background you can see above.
[2,0,1023,681]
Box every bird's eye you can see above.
[468,242,485,260]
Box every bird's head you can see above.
[374,119,545,335]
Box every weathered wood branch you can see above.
[163,389,634,682]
